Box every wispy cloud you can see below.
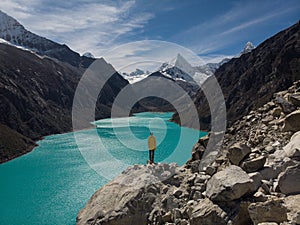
[172,0,300,55]
[0,0,154,56]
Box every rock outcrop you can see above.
[78,80,300,225]
[206,165,255,201]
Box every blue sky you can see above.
[1,0,299,64]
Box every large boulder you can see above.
[282,110,300,132]
[206,165,254,201]
[227,143,251,165]
[190,198,227,225]
[278,163,300,195]
[76,163,177,225]
[248,198,287,225]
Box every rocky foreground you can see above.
[77,81,300,225]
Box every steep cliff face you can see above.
[172,21,300,129]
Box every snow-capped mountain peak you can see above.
[158,53,211,85]
[171,53,195,76]
[241,41,255,55]
[0,10,93,68]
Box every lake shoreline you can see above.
[1,111,181,165]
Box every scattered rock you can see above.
[162,212,172,223]
[253,191,268,202]
[248,198,287,225]
[257,223,278,225]
[275,96,296,114]
[278,163,300,195]
[289,93,300,107]
[241,156,266,173]
[271,107,282,117]
[284,194,300,224]
[282,110,300,132]
[227,143,251,165]
[206,165,254,201]
[173,189,183,198]
[248,172,263,192]
[190,198,227,225]
[229,201,252,225]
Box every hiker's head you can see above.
[150,132,153,136]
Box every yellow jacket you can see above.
[148,135,156,150]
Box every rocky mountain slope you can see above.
[172,21,300,129]
[0,10,93,68]
[0,42,128,163]
[77,80,300,225]
[131,71,200,113]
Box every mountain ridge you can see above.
[0,10,94,68]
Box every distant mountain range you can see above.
[121,42,255,85]
[172,21,300,129]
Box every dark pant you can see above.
[149,150,155,163]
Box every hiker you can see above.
[148,132,156,164]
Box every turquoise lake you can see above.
[0,112,205,225]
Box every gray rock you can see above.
[187,160,201,173]
[76,164,174,225]
[227,143,251,165]
[271,107,282,117]
[278,163,300,195]
[284,194,300,224]
[171,208,182,221]
[191,190,203,201]
[162,212,172,223]
[205,165,217,176]
[206,165,254,201]
[248,198,287,225]
[257,223,278,225]
[275,96,296,114]
[190,198,227,225]
[191,142,205,161]
[241,156,266,173]
[289,93,300,107]
[162,195,180,210]
[283,131,300,160]
[253,191,268,202]
[282,110,300,132]
[194,174,210,184]
[248,172,263,192]
[173,189,183,198]
[259,156,297,180]
[176,219,189,225]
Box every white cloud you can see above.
[0,0,154,56]
[103,40,208,73]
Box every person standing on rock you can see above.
[148,132,157,164]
